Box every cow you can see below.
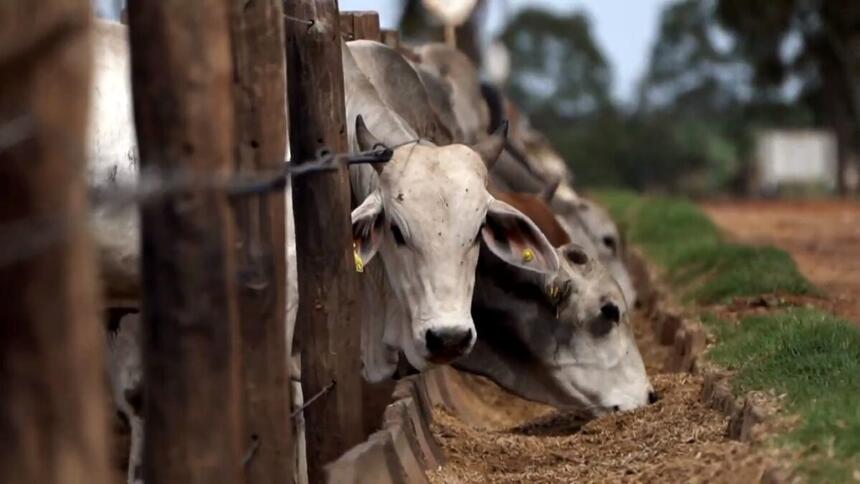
[385,43,651,410]
[400,45,638,307]
[458,190,655,413]
[87,24,562,481]
[482,88,638,306]
[105,310,144,484]
[343,40,561,376]
[89,21,651,479]
[405,43,491,144]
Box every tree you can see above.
[638,0,748,115]
[716,0,860,193]
[500,8,613,120]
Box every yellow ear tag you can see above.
[521,248,534,263]
[353,243,364,273]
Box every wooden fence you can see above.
[0,0,456,483]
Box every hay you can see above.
[428,311,776,483]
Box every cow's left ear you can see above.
[482,198,560,274]
[351,190,385,270]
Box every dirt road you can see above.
[702,199,859,322]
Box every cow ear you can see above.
[351,191,385,271]
[539,177,561,203]
[470,120,507,169]
[482,197,560,274]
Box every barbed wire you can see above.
[0,127,423,269]
[89,143,394,211]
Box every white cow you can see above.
[463,241,654,413]
[89,21,653,481]
[402,45,638,306]
[455,190,654,413]
[343,40,560,375]
[87,23,560,481]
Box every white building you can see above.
[755,129,838,194]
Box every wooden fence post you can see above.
[0,3,110,483]
[284,0,364,481]
[126,1,244,483]
[229,0,293,482]
[336,9,399,440]
[340,11,381,42]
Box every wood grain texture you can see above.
[229,0,293,482]
[127,0,244,482]
[340,11,381,42]
[0,2,111,483]
[284,0,365,480]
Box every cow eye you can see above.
[565,248,589,265]
[391,223,407,246]
[602,236,616,254]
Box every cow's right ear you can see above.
[351,190,385,270]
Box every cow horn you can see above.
[355,115,384,173]
[470,120,507,169]
[540,177,561,203]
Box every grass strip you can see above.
[596,190,814,303]
[594,190,858,482]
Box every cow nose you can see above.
[425,328,473,362]
[648,390,660,404]
[601,302,620,323]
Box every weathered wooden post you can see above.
[0,2,111,483]
[381,29,401,49]
[340,11,381,42]
[229,0,293,481]
[335,9,400,440]
[126,1,244,483]
[284,0,364,481]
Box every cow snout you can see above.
[600,301,620,323]
[648,389,660,404]
[425,328,474,363]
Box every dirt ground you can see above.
[702,199,859,323]
[427,309,774,484]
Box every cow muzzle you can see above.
[424,326,475,364]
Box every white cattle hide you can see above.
[343,41,560,377]
[460,242,653,413]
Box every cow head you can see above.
[543,243,652,413]
[462,241,653,415]
[552,196,637,307]
[352,117,559,372]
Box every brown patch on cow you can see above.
[490,189,571,248]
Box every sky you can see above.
[342,0,673,103]
[94,0,673,103]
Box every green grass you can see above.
[704,310,860,482]
[595,190,814,303]
[595,190,858,482]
